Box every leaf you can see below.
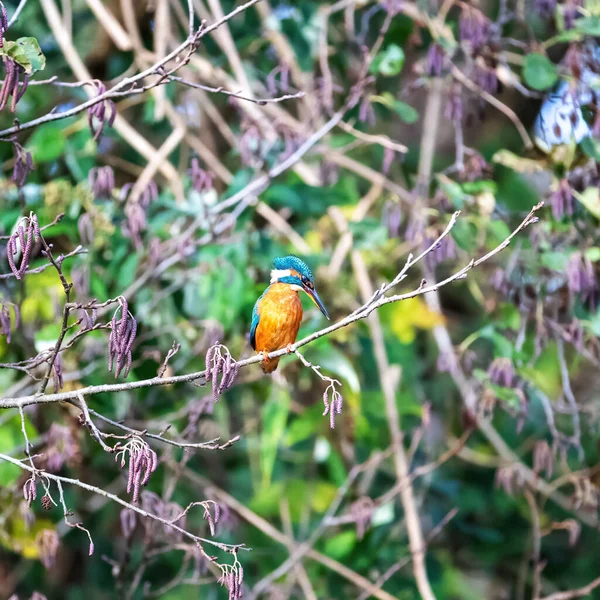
[1,37,46,74]
[371,92,419,124]
[581,136,600,162]
[306,346,360,392]
[348,218,388,250]
[0,518,55,559]
[492,149,546,173]
[385,297,445,344]
[260,387,290,488]
[16,37,46,72]
[437,174,466,209]
[0,414,37,486]
[117,253,139,289]
[324,530,357,559]
[573,187,600,219]
[370,44,405,76]
[27,124,66,163]
[523,54,558,91]
[311,481,338,512]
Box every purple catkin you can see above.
[12,143,34,187]
[81,309,92,330]
[53,355,64,393]
[150,446,158,472]
[203,506,216,535]
[17,224,25,251]
[205,345,215,379]
[382,147,395,175]
[132,469,142,503]
[23,477,36,507]
[32,214,40,242]
[219,353,233,393]
[212,361,220,403]
[123,351,132,378]
[120,508,136,538]
[118,300,128,338]
[0,3,7,45]
[459,8,490,54]
[126,453,135,494]
[0,304,11,343]
[7,237,19,279]
[224,360,239,389]
[425,43,445,77]
[108,331,115,372]
[358,97,375,124]
[19,220,34,276]
[0,56,13,109]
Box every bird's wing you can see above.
[250,290,266,350]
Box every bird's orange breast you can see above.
[255,284,303,371]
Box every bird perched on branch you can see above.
[250,256,329,373]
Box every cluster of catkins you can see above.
[188,158,214,194]
[108,298,137,378]
[12,142,34,187]
[218,565,244,600]
[87,80,116,140]
[89,165,115,199]
[205,344,240,403]
[6,213,40,279]
[323,382,343,429]
[121,180,158,247]
[115,439,158,503]
[0,56,28,112]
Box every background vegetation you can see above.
[1,0,600,598]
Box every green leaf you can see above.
[324,530,357,559]
[581,136,600,162]
[523,54,558,91]
[461,180,498,195]
[437,174,466,209]
[1,37,46,74]
[371,92,419,124]
[370,44,405,76]
[27,124,66,163]
[573,187,600,219]
[307,346,360,393]
[0,415,37,486]
[260,387,290,488]
[492,149,546,173]
[117,253,139,289]
[348,218,387,250]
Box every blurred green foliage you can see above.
[1,0,600,599]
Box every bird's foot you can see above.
[285,344,295,355]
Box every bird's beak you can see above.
[304,286,330,320]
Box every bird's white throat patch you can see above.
[270,268,292,283]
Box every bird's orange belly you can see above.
[255,287,303,354]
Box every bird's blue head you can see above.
[271,255,329,319]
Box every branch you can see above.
[0,203,543,409]
[0,452,246,554]
[0,0,264,139]
[540,576,600,600]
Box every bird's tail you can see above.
[261,356,280,373]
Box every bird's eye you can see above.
[301,275,308,285]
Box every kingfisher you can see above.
[250,256,329,373]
